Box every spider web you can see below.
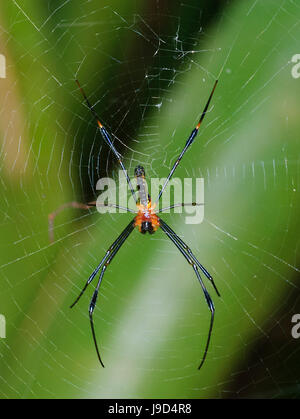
[0,0,300,399]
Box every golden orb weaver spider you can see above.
[49,79,220,370]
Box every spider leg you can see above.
[155,80,218,205]
[76,80,137,203]
[48,201,134,243]
[159,218,220,296]
[159,218,216,370]
[70,219,135,309]
[88,220,135,367]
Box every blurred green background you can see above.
[0,0,300,399]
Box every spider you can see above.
[50,79,220,370]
